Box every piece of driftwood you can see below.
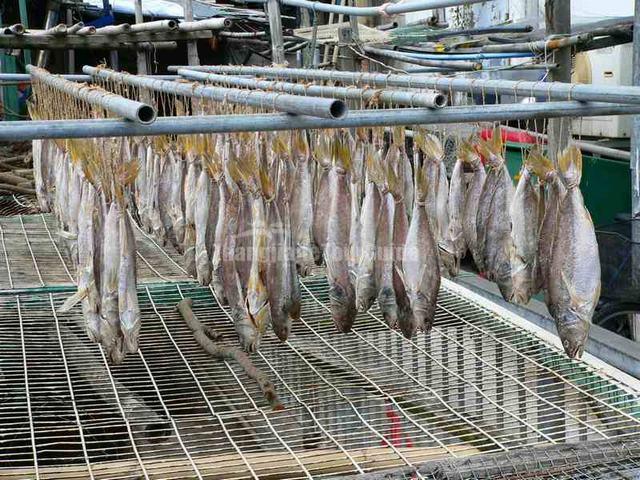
[175,298,283,410]
[0,183,35,195]
[0,171,32,186]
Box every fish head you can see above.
[328,282,356,332]
[557,311,590,359]
[272,320,291,343]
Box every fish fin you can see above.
[558,145,582,188]
[490,126,504,154]
[58,284,92,313]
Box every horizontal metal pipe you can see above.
[9,101,640,141]
[44,24,67,36]
[67,22,85,34]
[177,18,232,32]
[27,65,157,124]
[3,24,25,35]
[481,34,591,53]
[171,65,640,105]
[95,24,132,35]
[406,23,534,40]
[273,0,487,17]
[363,46,481,70]
[178,68,447,108]
[84,66,347,119]
[218,30,267,38]
[502,126,631,161]
[0,73,179,82]
[129,20,178,33]
[76,26,97,36]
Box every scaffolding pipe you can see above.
[177,18,232,32]
[27,65,157,124]
[177,68,448,108]
[66,22,85,35]
[171,65,640,105]
[95,23,132,35]
[76,26,96,36]
[247,0,489,17]
[43,23,67,36]
[129,19,178,33]
[83,66,347,119]
[362,46,482,70]
[0,73,178,82]
[3,24,25,35]
[10,101,640,141]
[481,33,591,53]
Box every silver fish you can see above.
[183,155,198,276]
[194,169,212,285]
[266,198,291,341]
[118,212,140,354]
[77,181,101,343]
[461,145,486,272]
[375,187,399,329]
[313,135,332,260]
[289,131,316,276]
[356,148,381,313]
[325,136,357,332]
[548,146,600,359]
[101,201,120,357]
[167,150,186,251]
[403,167,440,334]
[509,162,541,305]
[441,152,467,277]
[211,178,228,304]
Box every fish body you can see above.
[538,175,567,297]
[461,151,486,271]
[483,163,515,301]
[509,165,541,305]
[402,169,440,334]
[167,150,186,251]
[325,140,357,332]
[548,146,600,359]
[244,195,271,351]
[290,131,316,275]
[441,155,467,276]
[356,180,381,312]
[375,191,399,328]
[313,160,331,259]
[183,157,198,276]
[118,212,140,354]
[211,180,228,304]
[266,200,291,341]
[392,194,414,338]
[77,181,101,342]
[194,169,212,285]
[100,202,121,356]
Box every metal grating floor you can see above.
[0,213,189,290]
[0,195,39,217]
[0,275,639,479]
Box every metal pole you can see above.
[169,64,640,105]
[247,0,488,17]
[481,34,591,53]
[129,19,178,33]
[0,73,179,82]
[178,18,232,32]
[177,68,448,108]
[17,0,32,65]
[631,0,640,342]
[27,65,157,124]
[545,0,572,166]
[83,66,347,118]
[66,9,75,73]
[9,101,640,141]
[134,0,147,75]
[267,0,287,64]
[362,46,481,71]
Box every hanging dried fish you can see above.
[167,149,186,252]
[325,134,357,332]
[101,200,121,359]
[195,168,212,285]
[312,132,333,261]
[118,211,140,354]
[461,142,486,272]
[183,153,198,276]
[440,143,468,277]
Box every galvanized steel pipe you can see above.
[3,24,25,35]
[83,66,347,119]
[177,68,448,108]
[171,64,640,105]
[96,24,132,35]
[363,46,482,71]
[129,19,178,33]
[177,18,232,32]
[67,22,85,35]
[27,65,157,124]
[10,101,640,141]
[245,0,488,17]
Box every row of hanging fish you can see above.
[448,129,601,359]
[32,138,141,364]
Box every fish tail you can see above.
[558,145,582,188]
[333,134,352,172]
[415,163,428,203]
[459,138,479,167]
[417,133,444,160]
[526,146,554,180]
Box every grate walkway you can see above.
[0,276,639,479]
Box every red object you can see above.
[477,127,542,165]
[382,402,413,448]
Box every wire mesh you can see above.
[0,213,189,290]
[0,275,639,479]
[0,195,39,217]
